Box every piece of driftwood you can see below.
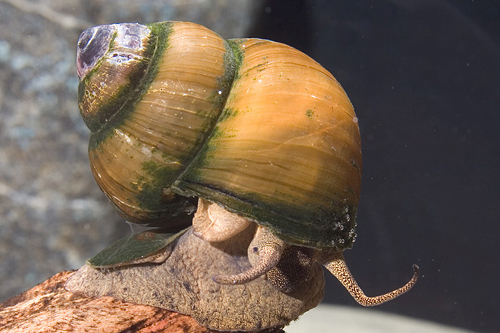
[0,271,284,333]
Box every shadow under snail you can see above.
[66,21,419,331]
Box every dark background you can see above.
[250,1,499,332]
[0,1,498,332]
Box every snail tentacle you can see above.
[323,251,419,306]
[213,226,286,285]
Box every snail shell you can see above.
[77,21,361,249]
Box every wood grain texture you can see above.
[0,271,283,333]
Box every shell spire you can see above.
[77,22,238,228]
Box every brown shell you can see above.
[77,21,361,249]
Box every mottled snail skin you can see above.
[77,21,361,248]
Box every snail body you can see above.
[73,21,418,331]
[67,227,325,331]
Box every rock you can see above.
[0,0,263,302]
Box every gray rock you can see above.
[0,0,263,302]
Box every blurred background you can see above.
[0,0,498,332]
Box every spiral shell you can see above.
[77,21,361,249]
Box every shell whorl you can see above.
[77,22,237,228]
[77,23,153,132]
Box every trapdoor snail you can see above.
[66,21,419,331]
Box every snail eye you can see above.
[76,26,114,78]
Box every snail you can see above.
[69,21,419,331]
